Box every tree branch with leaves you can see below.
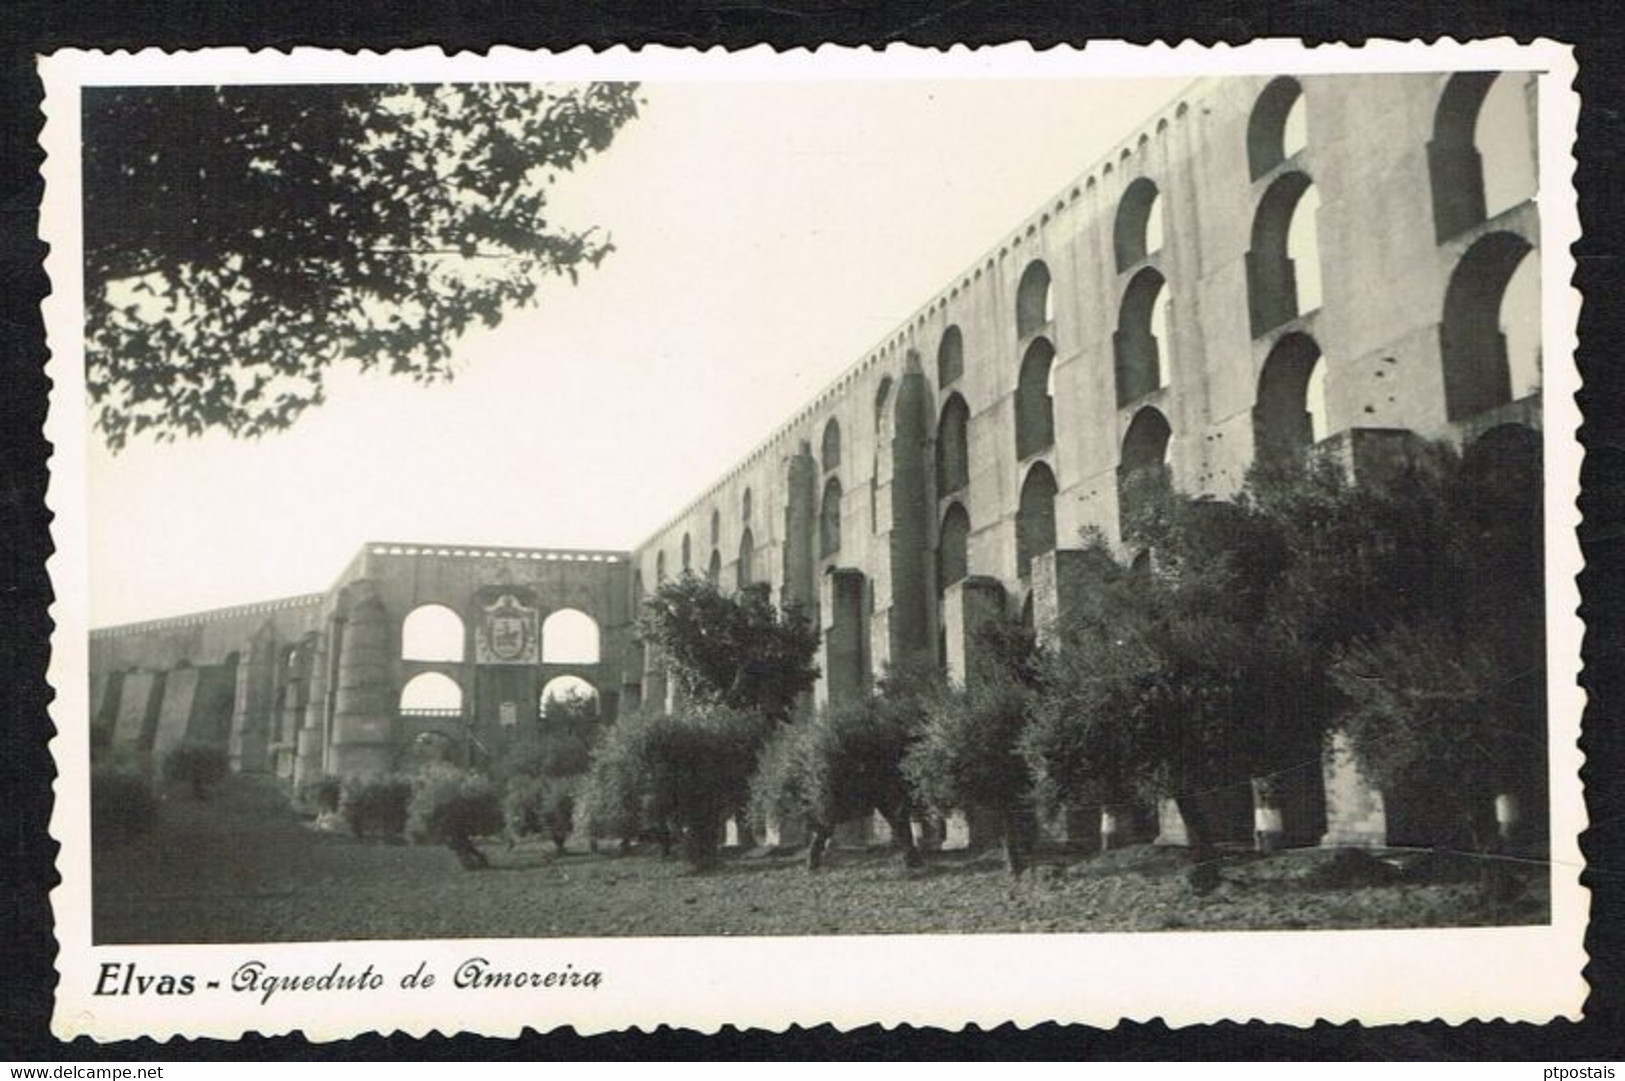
[83,82,641,449]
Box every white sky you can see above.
[87,77,1194,627]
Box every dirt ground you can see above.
[93,775,1550,944]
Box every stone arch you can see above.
[403,730,457,770]
[401,603,464,662]
[821,417,842,471]
[1114,177,1164,271]
[741,487,753,524]
[1254,332,1327,463]
[1248,76,1307,179]
[820,476,843,558]
[936,393,970,496]
[399,671,462,713]
[542,608,601,665]
[1015,337,1056,459]
[1122,405,1173,473]
[875,377,894,431]
[1248,171,1321,335]
[873,376,896,527]
[681,532,692,573]
[1477,74,1539,220]
[1460,422,1545,637]
[938,501,970,591]
[710,507,721,547]
[1118,406,1173,537]
[737,528,756,589]
[938,325,965,386]
[540,674,600,718]
[1430,72,1535,240]
[656,550,667,585]
[1016,462,1058,579]
[1114,267,1169,405]
[708,548,722,584]
[1441,230,1538,420]
[94,669,127,740]
[1016,260,1052,338]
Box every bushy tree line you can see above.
[305,689,604,871]
[91,738,233,847]
[287,440,1542,878]
[84,82,642,449]
[1017,437,1546,861]
[579,573,821,869]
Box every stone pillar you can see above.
[887,351,933,665]
[113,669,165,752]
[293,631,329,790]
[940,575,1006,687]
[1029,548,1109,649]
[230,624,278,773]
[328,587,395,775]
[1153,800,1190,846]
[764,811,806,848]
[185,656,239,745]
[937,576,1008,851]
[640,639,668,717]
[780,442,818,614]
[620,636,646,718]
[274,635,314,781]
[152,665,200,761]
[90,669,110,730]
[318,617,345,775]
[93,670,127,740]
[1320,731,1388,846]
[818,567,868,708]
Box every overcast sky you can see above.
[86,76,1199,626]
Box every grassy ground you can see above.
[93,775,1549,944]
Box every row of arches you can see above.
[1430,71,1538,242]
[921,70,1531,426]
[399,671,600,715]
[650,72,1539,611]
[659,487,759,590]
[401,605,601,665]
[941,222,1536,554]
[698,530,761,588]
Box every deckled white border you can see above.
[42,40,1586,1041]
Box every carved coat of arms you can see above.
[476,593,539,665]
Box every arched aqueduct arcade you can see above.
[90,70,1545,849]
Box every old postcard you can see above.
[41,40,1586,1041]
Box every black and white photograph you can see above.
[40,42,1586,1039]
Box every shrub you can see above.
[500,728,592,783]
[578,714,662,851]
[503,775,576,853]
[636,573,821,721]
[584,705,768,870]
[407,764,504,870]
[748,721,814,841]
[1332,619,1543,850]
[162,740,230,800]
[749,658,939,869]
[91,763,157,843]
[339,773,412,841]
[645,705,768,869]
[904,623,1041,874]
[298,773,343,815]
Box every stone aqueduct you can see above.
[90,71,1545,847]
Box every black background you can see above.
[2,0,1621,1061]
